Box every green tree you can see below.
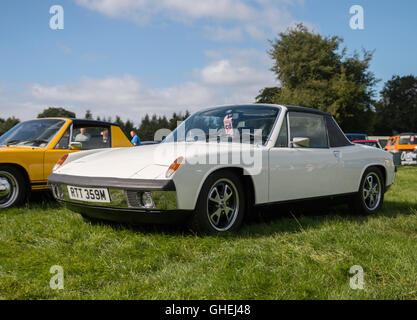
[84,110,93,119]
[169,111,190,131]
[265,24,377,132]
[137,111,190,141]
[138,114,153,141]
[115,116,137,139]
[37,107,76,118]
[374,75,417,135]
[0,117,20,136]
[255,87,282,104]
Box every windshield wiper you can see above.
[22,139,49,145]
[5,140,22,146]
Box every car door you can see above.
[268,111,340,202]
[43,124,77,180]
[324,115,362,194]
[43,123,113,180]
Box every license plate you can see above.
[67,185,111,203]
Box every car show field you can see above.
[0,167,415,300]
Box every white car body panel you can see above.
[268,144,395,203]
[268,147,341,202]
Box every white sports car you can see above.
[48,105,396,234]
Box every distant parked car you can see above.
[377,138,388,149]
[49,104,396,234]
[368,136,389,149]
[353,140,382,149]
[0,118,132,208]
[346,133,368,142]
[385,133,417,153]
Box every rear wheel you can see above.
[0,165,28,209]
[189,170,245,234]
[350,167,384,215]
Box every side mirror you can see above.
[70,142,82,150]
[291,137,310,148]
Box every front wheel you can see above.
[350,167,384,215]
[189,170,245,234]
[0,165,28,209]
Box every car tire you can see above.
[349,167,385,215]
[189,170,246,234]
[0,165,28,209]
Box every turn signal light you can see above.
[53,154,69,172]
[165,156,184,178]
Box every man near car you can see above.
[130,130,141,146]
[74,128,90,142]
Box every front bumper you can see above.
[48,173,192,224]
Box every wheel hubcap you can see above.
[207,179,239,231]
[0,178,11,198]
[0,171,19,208]
[362,172,381,211]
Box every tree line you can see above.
[0,107,190,140]
[256,24,417,136]
[1,24,416,137]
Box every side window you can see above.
[325,116,352,147]
[72,125,111,150]
[289,112,328,148]
[54,126,71,149]
[275,114,288,147]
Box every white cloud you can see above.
[74,0,304,41]
[199,59,272,86]
[204,26,243,42]
[74,0,253,22]
[0,50,277,124]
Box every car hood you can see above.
[54,142,262,180]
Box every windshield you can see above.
[0,119,66,148]
[163,105,280,145]
[399,135,417,145]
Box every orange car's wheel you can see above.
[0,165,28,209]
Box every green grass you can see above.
[0,167,416,300]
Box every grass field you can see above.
[0,167,416,300]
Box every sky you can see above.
[0,0,416,125]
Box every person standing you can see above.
[130,130,141,146]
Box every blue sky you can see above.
[0,0,416,123]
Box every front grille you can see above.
[126,190,141,208]
[51,184,64,200]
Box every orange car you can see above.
[385,133,417,153]
[0,118,132,208]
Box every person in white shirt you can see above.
[74,128,90,142]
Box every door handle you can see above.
[333,151,341,158]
